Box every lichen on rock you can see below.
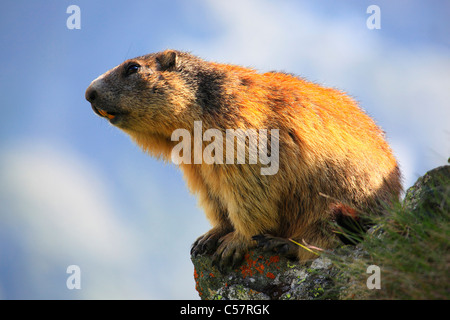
[403,164,449,217]
[191,163,450,300]
[191,249,340,300]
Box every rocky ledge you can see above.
[191,163,449,300]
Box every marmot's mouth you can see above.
[92,105,116,120]
[97,108,116,120]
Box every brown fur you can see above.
[85,49,402,269]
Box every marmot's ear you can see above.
[156,50,177,71]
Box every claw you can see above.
[253,234,299,259]
[208,232,251,273]
[191,227,232,257]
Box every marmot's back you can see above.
[86,50,402,269]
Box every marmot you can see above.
[85,49,402,270]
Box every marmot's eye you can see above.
[125,63,140,76]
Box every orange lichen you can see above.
[255,263,265,274]
[193,268,203,296]
[268,255,280,265]
[238,253,282,279]
[239,253,257,278]
[194,268,199,279]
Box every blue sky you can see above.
[0,0,449,299]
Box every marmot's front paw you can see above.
[191,227,232,257]
[253,234,299,259]
[211,232,253,272]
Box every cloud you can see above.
[0,138,207,299]
[171,0,450,188]
[2,0,447,299]
[0,140,150,299]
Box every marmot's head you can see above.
[85,50,200,137]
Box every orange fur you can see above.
[86,50,402,266]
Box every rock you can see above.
[403,164,450,217]
[191,249,341,300]
[191,163,450,300]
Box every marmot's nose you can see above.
[85,86,98,102]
